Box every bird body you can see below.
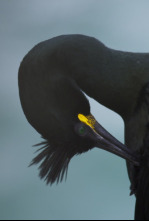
[18,34,149,219]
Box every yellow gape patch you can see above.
[78,114,96,129]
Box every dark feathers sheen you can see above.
[30,139,74,184]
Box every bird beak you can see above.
[78,114,140,166]
[93,121,140,166]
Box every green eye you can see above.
[78,126,86,135]
[75,123,87,136]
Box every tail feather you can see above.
[135,160,149,220]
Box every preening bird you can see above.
[18,34,149,219]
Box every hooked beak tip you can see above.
[93,122,140,166]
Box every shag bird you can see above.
[18,34,149,220]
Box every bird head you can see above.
[19,70,139,185]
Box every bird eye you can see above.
[78,126,86,135]
[75,123,87,136]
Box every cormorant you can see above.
[18,34,149,219]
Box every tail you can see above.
[135,157,149,220]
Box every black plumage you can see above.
[18,34,149,219]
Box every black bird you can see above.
[18,34,149,219]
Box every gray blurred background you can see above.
[1,0,149,219]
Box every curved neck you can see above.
[76,46,149,119]
[98,48,149,118]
